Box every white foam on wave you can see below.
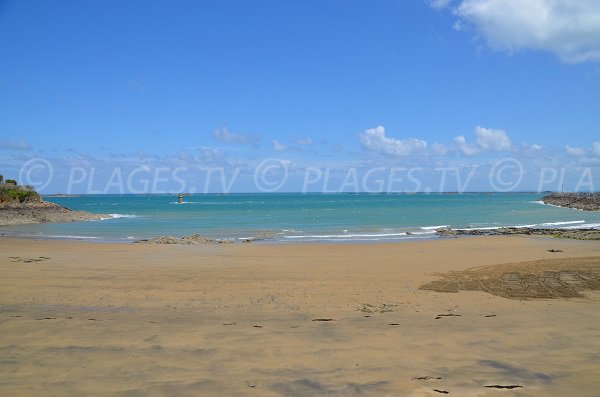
[108,214,137,219]
[420,225,449,230]
[563,223,600,230]
[456,224,537,231]
[285,232,408,239]
[47,235,99,239]
[411,230,438,235]
[456,226,500,231]
[530,200,546,205]
[97,214,137,221]
[286,235,432,243]
[539,220,585,226]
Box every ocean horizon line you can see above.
[41,190,568,197]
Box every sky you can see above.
[1,0,599,193]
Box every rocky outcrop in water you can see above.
[435,227,600,240]
[135,234,233,245]
[542,192,600,211]
[0,201,107,226]
[0,183,107,226]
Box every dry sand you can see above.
[1,236,599,396]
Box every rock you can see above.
[135,234,233,245]
[435,226,600,240]
[542,192,600,211]
[0,201,107,226]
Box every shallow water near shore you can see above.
[3,193,600,242]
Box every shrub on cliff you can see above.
[0,187,41,204]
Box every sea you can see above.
[3,193,600,243]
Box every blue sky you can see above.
[1,0,599,193]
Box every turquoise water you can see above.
[3,193,600,242]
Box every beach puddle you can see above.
[420,257,600,299]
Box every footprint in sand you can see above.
[413,376,443,381]
[435,314,462,319]
[9,256,51,263]
[485,385,522,389]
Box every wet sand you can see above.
[1,236,599,396]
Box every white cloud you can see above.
[592,142,600,157]
[359,126,427,157]
[196,147,226,163]
[272,139,287,151]
[295,137,313,145]
[565,145,587,156]
[454,135,480,156]
[453,0,600,63]
[474,126,511,151]
[213,126,261,145]
[453,126,511,156]
[566,142,600,158]
[432,143,449,156]
[531,144,543,150]
[0,139,32,150]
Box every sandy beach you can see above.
[1,236,599,396]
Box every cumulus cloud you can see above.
[474,126,511,151]
[0,139,32,150]
[295,137,313,145]
[453,126,511,156]
[454,135,481,156]
[432,142,449,156]
[196,146,226,163]
[566,142,600,158]
[565,145,587,156]
[452,0,600,63]
[272,139,287,151]
[359,126,427,157]
[213,126,261,145]
[592,142,600,157]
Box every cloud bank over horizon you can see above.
[4,123,599,194]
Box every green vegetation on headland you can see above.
[0,177,106,226]
[0,184,41,204]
